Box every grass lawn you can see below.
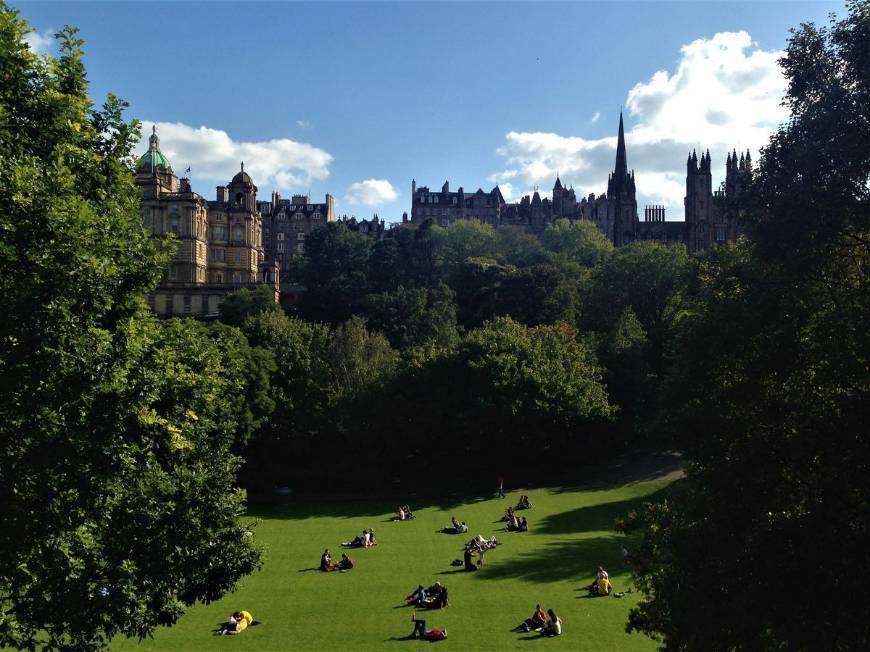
[113,469,675,651]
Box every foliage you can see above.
[542,218,614,267]
[364,283,459,350]
[622,4,870,649]
[0,8,264,648]
[218,285,279,327]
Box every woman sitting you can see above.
[506,512,520,531]
[367,528,377,546]
[342,529,369,548]
[463,546,479,571]
[516,495,532,510]
[337,553,354,571]
[426,584,449,609]
[410,612,447,641]
[406,585,427,607]
[501,506,515,522]
[518,517,529,532]
[320,549,336,572]
[216,610,253,635]
[516,604,548,632]
[542,609,562,636]
[586,566,612,595]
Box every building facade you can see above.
[136,127,279,317]
[411,113,749,253]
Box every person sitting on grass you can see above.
[342,529,368,548]
[337,553,354,571]
[393,505,415,521]
[367,528,377,546]
[215,610,253,635]
[456,521,468,534]
[515,495,531,510]
[410,612,447,641]
[425,583,449,609]
[320,549,336,572]
[406,584,427,607]
[515,604,548,632]
[542,609,562,636]
[463,546,479,571]
[501,506,515,523]
[586,566,612,595]
[518,516,529,532]
[506,512,520,531]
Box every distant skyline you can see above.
[17,1,845,222]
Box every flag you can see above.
[185,166,191,174]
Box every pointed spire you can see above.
[614,112,628,180]
[240,161,245,172]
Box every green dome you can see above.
[136,148,171,171]
[136,126,171,171]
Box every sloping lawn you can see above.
[113,477,672,651]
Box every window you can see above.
[170,215,179,233]
[312,212,321,220]
[716,226,726,242]
[232,225,244,242]
[277,242,284,253]
[168,266,177,280]
[211,224,227,240]
[277,232,284,241]
[183,295,191,314]
[216,273,223,283]
[296,243,304,253]
[232,272,241,284]
[297,232,305,241]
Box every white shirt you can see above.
[551,619,562,635]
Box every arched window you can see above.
[235,193,244,206]
[170,214,179,233]
[232,225,244,242]
[216,273,223,283]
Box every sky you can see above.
[17,1,846,222]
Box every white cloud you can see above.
[296,119,311,128]
[491,31,788,218]
[138,121,332,192]
[24,28,54,55]
[345,179,398,206]
[590,111,601,124]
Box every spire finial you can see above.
[241,161,244,172]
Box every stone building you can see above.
[411,113,748,253]
[338,213,386,240]
[136,127,279,317]
[260,192,335,291]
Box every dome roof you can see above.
[136,148,172,172]
[231,162,253,185]
[136,126,171,172]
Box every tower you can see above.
[606,113,638,245]
[684,149,714,252]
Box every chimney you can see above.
[216,186,228,202]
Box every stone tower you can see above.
[606,113,638,246]
[684,149,714,253]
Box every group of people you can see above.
[342,528,377,548]
[502,506,529,532]
[515,605,562,636]
[439,516,468,534]
[392,505,415,521]
[585,566,613,596]
[319,549,354,572]
[214,610,253,636]
[515,495,531,510]
[405,582,449,609]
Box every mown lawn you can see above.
[113,475,673,651]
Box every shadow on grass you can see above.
[475,535,628,585]
[536,486,672,535]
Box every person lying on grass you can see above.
[343,528,377,548]
[542,609,562,636]
[320,549,336,572]
[215,610,253,635]
[515,604,548,632]
[439,517,468,534]
[410,612,447,641]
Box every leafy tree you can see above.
[298,222,372,324]
[218,285,280,327]
[436,219,498,277]
[622,4,870,649]
[364,283,459,350]
[542,218,614,267]
[0,9,264,648]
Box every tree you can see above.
[298,222,372,324]
[621,4,870,649]
[0,8,264,648]
[541,218,613,267]
[218,285,280,327]
[364,283,459,350]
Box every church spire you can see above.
[614,112,628,181]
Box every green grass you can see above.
[113,477,673,651]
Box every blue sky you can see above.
[17,1,845,222]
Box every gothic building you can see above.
[136,127,279,317]
[411,113,749,252]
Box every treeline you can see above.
[218,218,694,490]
